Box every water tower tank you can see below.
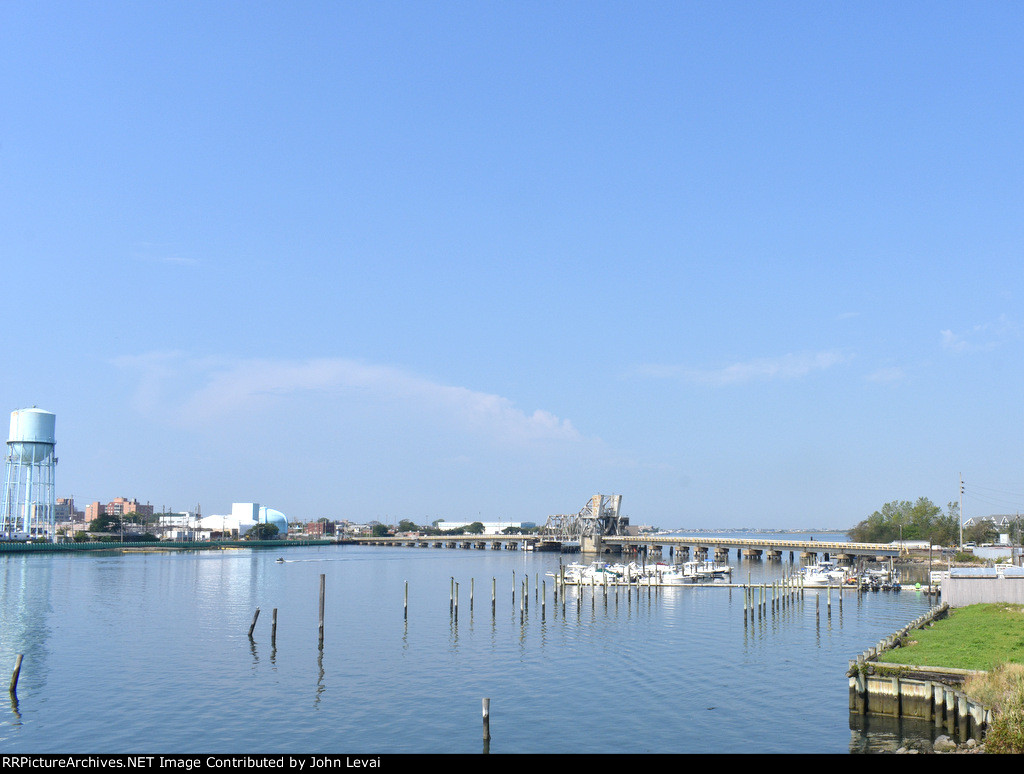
[8,408,56,463]
[1,407,58,540]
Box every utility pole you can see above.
[959,473,964,550]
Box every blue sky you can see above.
[2,2,1023,529]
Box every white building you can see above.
[198,502,289,537]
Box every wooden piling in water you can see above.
[482,698,491,741]
[404,582,408,620]
[318,574,326,647]
[272,608,278,644]
[9,655,22,694]
[249,608,261,638]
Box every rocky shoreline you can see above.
[895,735,984,754]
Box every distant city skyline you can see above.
[4,3,1024,530]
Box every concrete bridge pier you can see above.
[741,549,763,560]
[715,548,730,563]
[767,550,782,562]
[581,534,622,554]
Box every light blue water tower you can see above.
[0,408,57,540]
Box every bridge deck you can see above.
[351,534,900,557]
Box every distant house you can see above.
[963,515,1018,529]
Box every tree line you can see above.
[846,497,1019,546]
[847,497,960,545]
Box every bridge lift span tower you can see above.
[0,408,57,541]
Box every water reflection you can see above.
[0,555,53,696]
[0,541,939,753]
[849,712,951,753]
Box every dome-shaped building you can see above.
[199,502,288,538]
[258,506,288,536]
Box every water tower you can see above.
[0,408,57,540]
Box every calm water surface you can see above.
[0,536,940,754]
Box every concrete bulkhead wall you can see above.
[847,603,993,742]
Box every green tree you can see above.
[371,523,391,537]
[465,521,485,535]
[848,497,960,546]
[398,519,419,533]
[88,513,121,533]
[964,520,999,545]
[248,523,280,540]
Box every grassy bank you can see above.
[878,603,1024,752]
[877,603,1024,672]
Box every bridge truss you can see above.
[540,494,628,543]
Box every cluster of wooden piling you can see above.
[431,565,696,626]
[740,570,856,624]
[246,573,322,647]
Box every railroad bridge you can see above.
[350,533,899,562]
[351,494,900,563]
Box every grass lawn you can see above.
[877,603,1024,672]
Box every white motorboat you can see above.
[681,559,732,582]
[799,560,850,587]
[550,559,733,586]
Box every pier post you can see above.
[8,655,22,695]
[249,608,261,638]
[272,608,278,644]
[319,574,326,647]
[482,698,491,742]
[492,577,496,616]
[404,582,408,620]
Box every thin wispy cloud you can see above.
[131,242,199,266]
[865,366,905,384]
[635,350,851,386]
[940,315,1018,353]
[115,354,583,446]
